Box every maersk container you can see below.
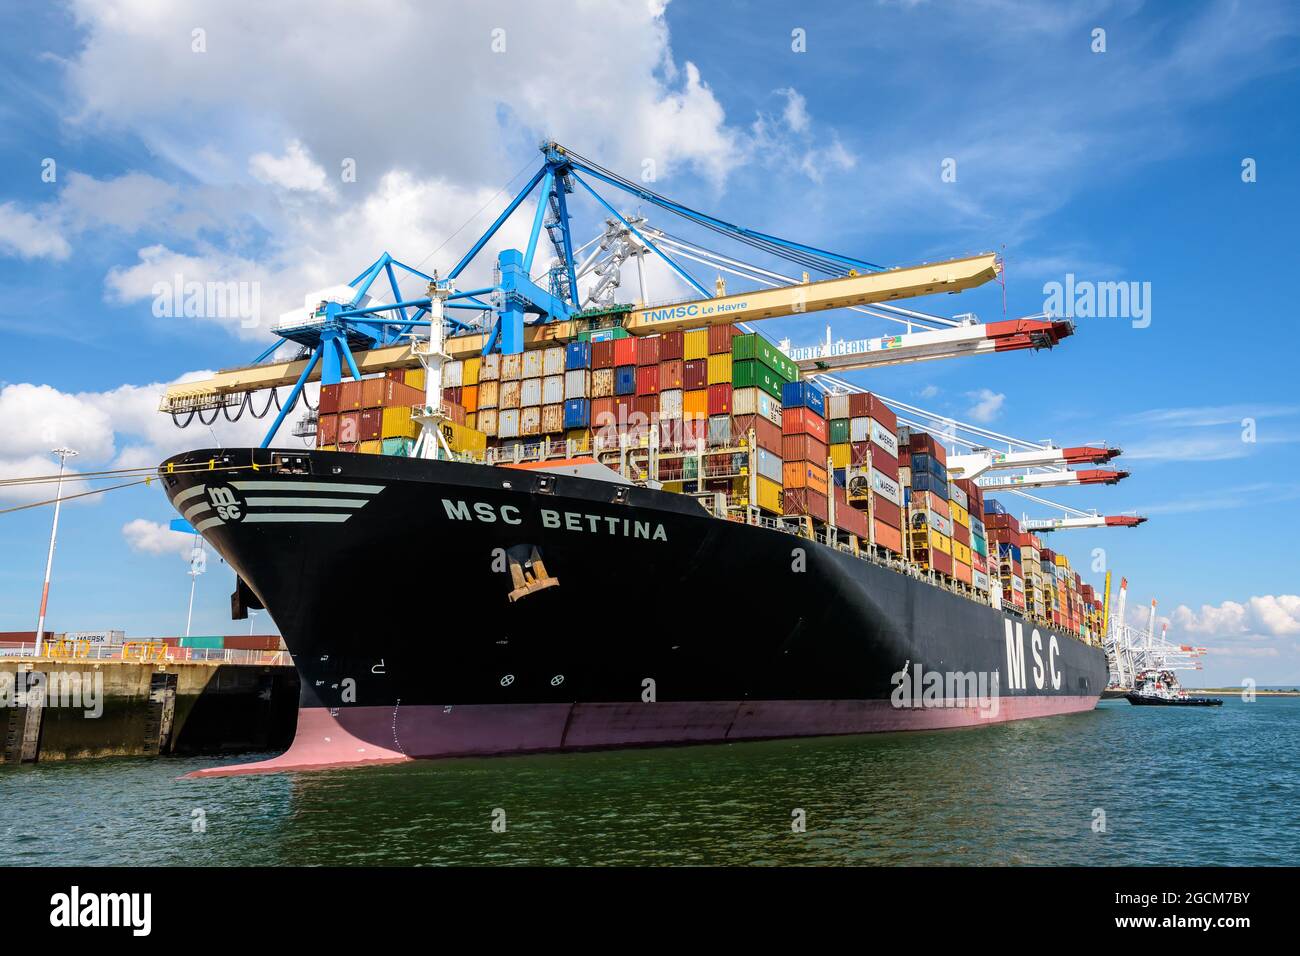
[731,386,782,424]
[615,365,636,395]
[565,341,591,370]
[780,380,826,417]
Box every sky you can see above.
[0,0,1297,685]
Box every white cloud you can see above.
[919,384,941,399]
[122,518,193,559]
[0,202,71,260]
[1171,595,1300,641]
[965,388,1005,423]
[775,87,810,133]
[249,140,329,192]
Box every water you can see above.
[3,697,1296,866]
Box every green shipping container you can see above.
[731,359,785,400]
[382,437,415,457]
[578,326,631,343]
[731,332,799,382]
[180,636,224,649]
[829,418,850,444]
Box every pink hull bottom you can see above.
[185,695,1099,779]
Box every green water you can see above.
[3,697,1295,866]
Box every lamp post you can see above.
[35,447,78,657]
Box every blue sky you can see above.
[1,0,1297,683]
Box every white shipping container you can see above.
[501,353,522,381]
[520,378,542,407]
[497,409,520,439]
[871,468,903,506]
[949,481,969,510]
[869,418,898,458]
[660,388,683,419]
[479,352,501,381]
[444,360,464,388]
[591,368,614,398]
[926,509,953,537]
[850,417,870,443]
[564,369,590,399]
[522,349,544,379]
[477,408,498,437]
[972,570,989,592]
[543,346,566,377]
[827,394,850,420]
[755,448,784,483]
[520,406,541,436]
[542,374,565,405]
[732,386,760,416]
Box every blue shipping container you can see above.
[566,341,591,370]
[563,398,590,429]
[911,452,947,480]
[615,365,636,395]
[986,498,1008,515]
[780,380,826,417]
[911,471,950,496]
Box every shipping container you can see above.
[477,408,498,437]
[755,476,783,513]
[730,359,785,400]
[498,408,520,439]
[636,334,661,366]
[731,332,799,381]
[707,323,737,354]
[635,364,660,396]
[706,353,732,385]
[731,386,782,425]
[563,398,590,429]
[660,389,683,420]
[339,380,362,411]
[319,384,340,414]
[683,358,708,389]
[684,328,709,360]
[317,413,338,446]
[520,349,543,379]
[783,488,828,521]
[614,365,637,395]
[564,369,590,400]
[520,406,541,437]
[543,346,565,377]
[707,414,731,446]
[520,378,542,408]
[875,519,903,554]
[780,380,826,417]
[783,460,829,495]
[500,352,522,381]
[658,358,684,390]
[591,367,614,398]
[829,418,850,445]
[782,432,829,464]
[592,339,616,369]
[707,383,732,417]
[733,414,782,453]
[660,330,684,361]
[381,436,414,457]
[683,388,708,420]
[359,439,382,455]
[827,394,850,421]
[754,447,784,483]
[462,357,481,387]
[566,340,591,370]
[540,375,563,406]
[381,405,418,440]
[782,407,828,444]
[614,337,637,367]
[541,403,564,434]
[338,411,361,444]
[444,361,464,388]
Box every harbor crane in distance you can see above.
[1001,488,1147,531]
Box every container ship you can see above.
[157,145,1113,777]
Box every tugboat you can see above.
[1125,669,1223,706]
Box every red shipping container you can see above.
[223,635,284,651]
[339,380,362,410]
[783,433,829,465]
[658,359,684,390]
[635,334,661,366]
[873,497,902,528]
[875,519,903,554]
[319,384,340,415]
[782,407,828,443]
[707,383,732,416]
[633,395,659,419]
[683,358,708,389]
[783,488,828,521]
[360,376,386,408]
[732,414,782,453]
[952,522,970,546]
[359,408,382,441]
[592,340,616,369]
[660,330,684,361]
[382,379,424,407]
[613,337,637,367]
[338,442,360,453]
[443,386,463,406]
[708,324,738,354]
[682,417,707,448]
[591,397,616,429]
[866,395,898,431]
[317,413,338,446]
[931,550,954,576]
[613,395,633,423]
[909,432,947,465]
[635,364,660,396]
[852,442,899,474]
[338,412,361,444]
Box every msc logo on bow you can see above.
[207,485,244,522]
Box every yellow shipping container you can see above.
[381,405,419,440]
[953,540,972,565]
[462,356,481,387]
[929,529,952,554]
[830,442,850,469]
[359,440,382,455]
[439,420,487,456]
[403,367,426,390]
[950,502,969,527]
[465,413,476,431]
[706,353,732,384]
[683,388,709,419]
[756,476,783,514]
[1055,554,1071,568]
[318,443,338,452]
[684,328,709,360]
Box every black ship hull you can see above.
[160,448,1107,776]
[1125,693,1223,706]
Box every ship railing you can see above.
[0,641,290,666]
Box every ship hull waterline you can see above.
[160,448,1108,778]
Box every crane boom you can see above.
[161,252,1000,411]
[1022,515,1147,531]
[947,444,1121,480]
[976,468,1128,491]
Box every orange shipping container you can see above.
[339,380,362,410]
[360,376,386,409]
[874,519,903,554]
[683,388,709,419]
[783,460,829,495]
[462,385,479,413]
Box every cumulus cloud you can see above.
[122,518,193,559]
[0,202,71,260]
[249,140,330,193]
[965,388,1005,423]
[1172,595,1300,641]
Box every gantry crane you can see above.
[1008,489,1147,531]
